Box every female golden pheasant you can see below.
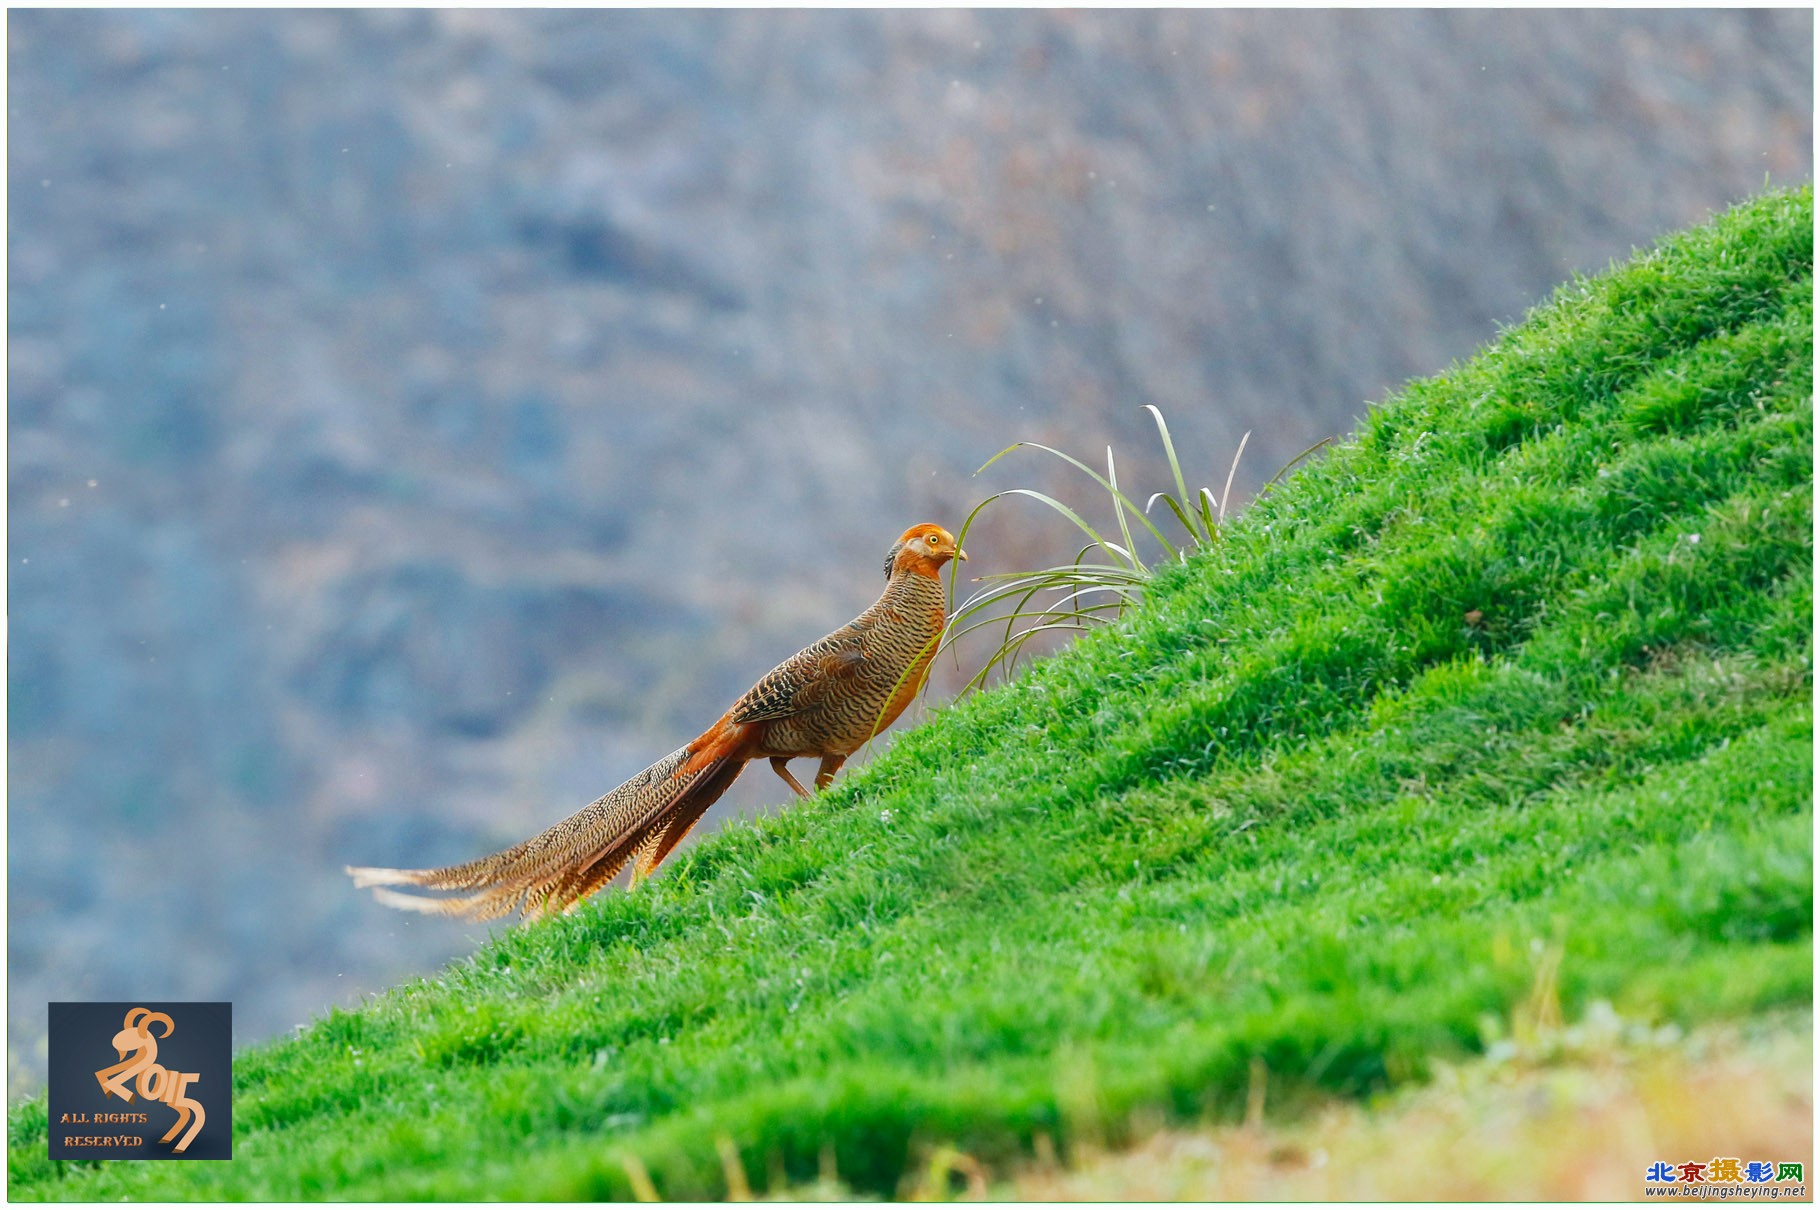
[347,523,964,921]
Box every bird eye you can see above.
[927,533,942,546]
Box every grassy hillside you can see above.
[9,187,1811,1200]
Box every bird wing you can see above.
[728,624,869,723]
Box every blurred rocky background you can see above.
[7,9,1811,1096]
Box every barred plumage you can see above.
[347,523,964,921]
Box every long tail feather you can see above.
[348,728,750,921]
[365,884,520,921]
[542,755,745,917]
[627,758,745,882]
[633,794,719,881]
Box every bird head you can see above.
[885,523,967,579]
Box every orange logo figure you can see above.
[93,1007,205,1153]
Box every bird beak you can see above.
[957,547,968,562]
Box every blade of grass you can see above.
[1218,430,1252,525]
[1262,435,1335,493]
[1146,491,1205,551]
[1144,404,1216,547]
[1198,487,1218,541]
[975,443,1174,557]
[1144,404,1194,522]
[1106,445,1148,575]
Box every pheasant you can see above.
[347,522,965,921]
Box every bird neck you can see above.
[889,550,950,581]
[879,562,949,622]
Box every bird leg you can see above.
[770,757,813,799]
[814,755,846,790]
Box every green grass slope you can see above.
[10,188,1811,1200]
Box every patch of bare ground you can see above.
[1005,1012,1811,1202]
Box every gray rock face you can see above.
[7,9,1810,1093]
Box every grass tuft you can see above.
[945,405,1329,691]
